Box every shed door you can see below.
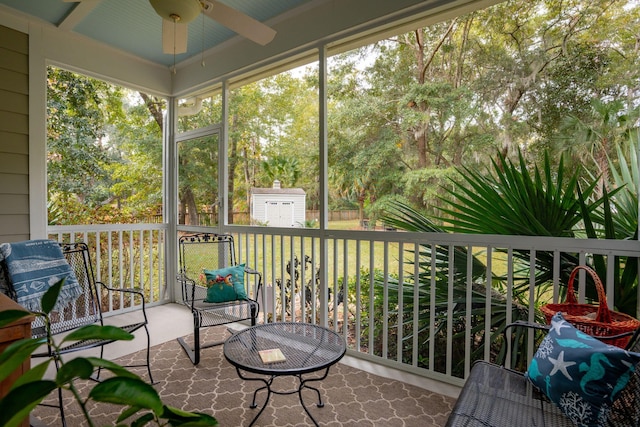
[266,201,294,227]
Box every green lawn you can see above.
[231,220,403,289]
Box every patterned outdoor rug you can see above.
[30,328,455,426]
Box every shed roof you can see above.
[251,187,306,195]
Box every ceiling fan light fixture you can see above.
[149,0,202,24]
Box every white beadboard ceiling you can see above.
[0,0,311,67]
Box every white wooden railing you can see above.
[48,224,169,315]
[49,223,640,387]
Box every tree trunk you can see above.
[139,93,164,130]
[357,192,366,226]
[413,30,429,169]
[182,187,198,225]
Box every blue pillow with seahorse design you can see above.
[526,312,640,427]
[203,264,247,303]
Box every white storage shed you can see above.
[250,181,306,227]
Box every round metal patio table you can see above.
[223,322,346,427]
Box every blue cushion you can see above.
[203,264,247,303]
[526,312,640,427]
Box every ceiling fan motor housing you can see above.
[149,0,202,24]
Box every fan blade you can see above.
[60,0,101,30]
[202,0,276,46]
[162,20,188,54]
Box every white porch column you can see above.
[165,96,178,302]
[318,45,329,327]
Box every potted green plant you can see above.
[0,279,217,427]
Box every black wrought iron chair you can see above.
[177,232,262,365]
[0,240,153,427]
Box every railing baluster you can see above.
[343,238,349,339]
[382,239,389,360]
[369,239,375,356]
[289,236,295,321]
[311,238,317,326]
[332,238,339,330]
[428,242,435,372]
[464,245,473,376]
[504,247,514,370]
[396,241,403,363]
[446,244,454,377]
[484,246,493,363]
[354,240,361,352]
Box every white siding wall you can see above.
[0,24,29,243]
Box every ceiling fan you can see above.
[64,0,277,54]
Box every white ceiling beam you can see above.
[58,0,102,31]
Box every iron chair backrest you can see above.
[179,233,236,303]
[30,242,103,339]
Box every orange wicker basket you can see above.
[540,265,640,349]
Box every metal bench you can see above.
[445,322,640,426]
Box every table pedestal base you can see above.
[236,366,331,427]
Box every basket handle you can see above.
[566,266,612,323]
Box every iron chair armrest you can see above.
[176,272,199,310]
[243,267,262,312]
[504,319,637,349]
[503,320,549,336]
[177,270,262,308]
[97,281,148,324]
[503,320,640,371]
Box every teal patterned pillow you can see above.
[526,312,640,427]
[203,264,247,303]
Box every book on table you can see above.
[259,348,286,364]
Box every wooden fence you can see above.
[147,210,360,225]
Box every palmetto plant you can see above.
[378,149,636,373]
[582,140,639,315]
[380,202,530,375]
[436,150,617,294]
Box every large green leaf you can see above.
[0,380,57,427]
[0,338,47,384]
[11,360,50,390]
[56,357,94,384]
[41,279,64,314]
[84,357,141,379]
[116,406,146,424]
[130,412,155,427]
[89,377,163,415]
[0,310,32,329]
[159,405,219,426]
[62,324,134,343]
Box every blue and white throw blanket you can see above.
[0,239,83,312]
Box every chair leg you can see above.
[95,345,105,380]
[193,326,200,365]
[177,324,201,365]
[143,324,154,384]
[53,354,67,427]
[57,386,67,427]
